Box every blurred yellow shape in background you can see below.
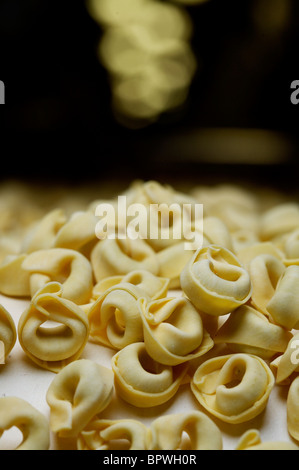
[86,0,198,127]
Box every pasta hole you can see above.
[55,262,71,284]
[138,348,162,375]
[224,365,245,389]
[178,431,192,450]
[39,320,63,329]
[0,426,23,450]
[37,321,72,338]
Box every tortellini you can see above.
[0,304,16,362]
[259,202,299,243]
[267,265,299,329]
[111,342,188,407]
[0,248,93,305]
[147,411,223,450]
[88,282,147,349]
[236,429,298,450]
[53,210,99,254]
[18,282,90,372]
[191,353,274,423]
[247,253,285,316]
[77,418,148,450]
[92,269,169,301]
[2,179,299,449]
[21,208,67,253]
[139,296,213,365]
[0,397,50,450]
[180,244,252,316]
[22,209,100,255]
[46,359,114,438]
[214,304,292,359]
[287,376,299,442]
[22,248,93,305]
[91,238,159,282]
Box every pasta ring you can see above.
[77,418,148,450]
[191,353,274,423]
[88,282,147,349]
[139,296,213,365]
[46,359,114,438]
[111,342,188,407]
[0,396,49,450]
[18,282,90,372]
[22,248,93,305]
[180,244,252,316]
[147,411,223,450]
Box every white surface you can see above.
[0,292,294,450]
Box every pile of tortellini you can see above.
[1,179,299,450]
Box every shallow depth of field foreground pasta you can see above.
[0,179,299,450]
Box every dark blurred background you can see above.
[1,0,299,190]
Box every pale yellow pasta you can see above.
[111,342,188,407]
[267,265,299,329]
[287,375,299,442]
[259,202,299,242]
[124,180,196,210]
[0,233,21,264]
[147,411,223,450]
[91,238,159,282]
[214,304,292,360]
[191,184,259,232]
[22,248,93,305]
[90,182,197,256]
[88,282,147,349]
[77,418,148,450]
[0,304,16,361]
[46,359,114,438]
[0,396,50,450]
[191,353,274,424]
[157,242,194,288]
[92,269,169,301]
[21,208,67,253]
[139,205,187,252]
[143,180,196,207]
[236,241,284,269]
[283,228,299,264]
[231,228,259,254]
[92,275,124,298]
[201,216,233,251]
[138,296,213,365]
[236,429,298,450]
[270,332,299,384]
[248,253,285,316]
[0,254,31,297]
[180,244,252,316]
[53,210,99,254]
[18,282,90,373]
